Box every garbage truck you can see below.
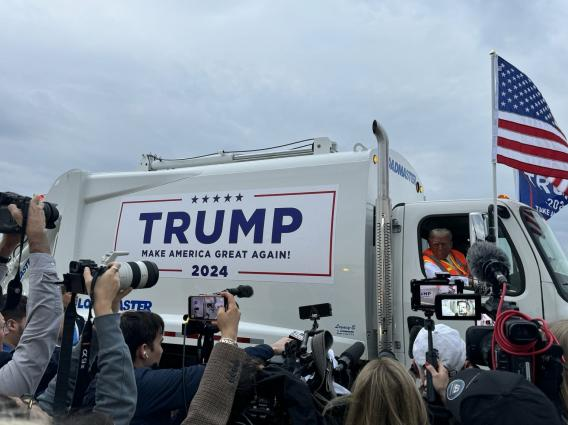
[5,121,568,363]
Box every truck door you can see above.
[494,206,542,319]
[400,203,543,366]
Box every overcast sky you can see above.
[0,0,566,252]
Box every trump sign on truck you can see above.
[113,186,337,283]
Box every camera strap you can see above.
[310,330,336,410]
[53,292,79,414]
[53,269,100,414]
[71,318,93,407]
[1,205,28,311]
[71,270,99,408]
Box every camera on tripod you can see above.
[0,192,59,234]
[464,241,564,409]
[282,303,333,371]
[410,275,473,402]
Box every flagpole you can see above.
[490,50,499,242]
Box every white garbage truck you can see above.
[7,121,568,362]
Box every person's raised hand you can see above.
[7,195,49,254]
[112,287,133,314]
[83,263,121,317]
[271,336,293,355]
[216,292,240,341]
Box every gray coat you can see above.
[39,313,137,425]
[0,254,63,397]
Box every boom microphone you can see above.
[335,341,365,373]
[225,285,254,298]
[467,241,510,287]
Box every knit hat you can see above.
[412,323,466,373]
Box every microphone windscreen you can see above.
[467,241,510,280]
[340,341,365,363]
[236,285,254,298]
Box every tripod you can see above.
[423,310,439,403]
[184,320,219,364]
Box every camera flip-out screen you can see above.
[411,278,464,311]
[435,294,481,321]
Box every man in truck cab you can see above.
[423,228,470,280]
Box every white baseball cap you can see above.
[412,323,466,373]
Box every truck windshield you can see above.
[520,207,568,300]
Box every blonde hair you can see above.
[344,358,428,425]
[550,320,568,421]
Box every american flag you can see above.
[494,56,568,195]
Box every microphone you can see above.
[224,285,254,298]
[466,241,510,287]
[335,341,365,373]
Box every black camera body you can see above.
[465,292,564,410]
[62,260,101,294]
[0,192,59,234]
[466,319,541,376]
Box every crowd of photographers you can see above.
[0,196,567,425]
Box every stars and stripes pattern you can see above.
[494,56,568,195]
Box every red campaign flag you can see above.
[493,56,568,195]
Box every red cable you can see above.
[490,283,558,382]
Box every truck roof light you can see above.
[498,194,510,199]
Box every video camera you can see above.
[282,303,333,375]
[462,241,563,408]
[62,252,159,294]
[410,274,472,402]
[0,192,59,233]
[282,303,365,392]
[279,302,365,415]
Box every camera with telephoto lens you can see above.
[0,192,59,233]
[62,256,159,294]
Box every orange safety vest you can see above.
[423,248,470,276]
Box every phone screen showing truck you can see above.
[188,296,225,321]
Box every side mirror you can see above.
[469,212,488,246]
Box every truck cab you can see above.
[392,198,568,362]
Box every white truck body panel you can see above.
[45,148,423,355]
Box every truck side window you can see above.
[418,215,524,296]
[496,221,525,296]
[419,215,470,280]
